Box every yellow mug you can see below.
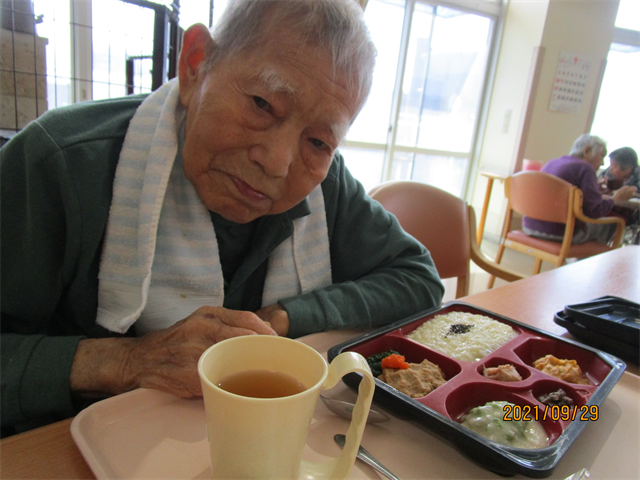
[198,335,374,479]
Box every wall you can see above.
[470,0,549,238]
[470,0,621,241]
[523,0,619,164]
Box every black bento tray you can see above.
[564,296,640,346]
[327,301,626,478]
[554,311,639,364]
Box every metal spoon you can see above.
[320,395,390,423]
[334,434,401,480]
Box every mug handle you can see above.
[301,351,374,480]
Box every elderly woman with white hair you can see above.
[0,0,443,435]
[522,133,637,244]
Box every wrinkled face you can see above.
[583,146,607,171]
[180,31,361,223]
[609,160,633,181]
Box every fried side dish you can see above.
[482,364,523,382]
[379,358,446,398]
[533,354,589,385]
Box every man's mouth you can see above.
[229,175,268,203]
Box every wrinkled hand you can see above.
[70,306,277,399]
[256,303,290,337]
[612,185,638,203]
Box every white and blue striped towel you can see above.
[97,78,332,334]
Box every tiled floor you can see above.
[440,238,555,302]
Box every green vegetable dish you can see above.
[366,349,400,377]
[460,401,549,449]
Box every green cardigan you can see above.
[0,96,444,434]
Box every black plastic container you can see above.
[564,296,640,345]
[554,311,639,364]
[553,296,639,365]
[328,301,626,478]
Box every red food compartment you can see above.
[476,357,532,382]
[512,337,611,387]
[347,334,463,382]
[327,301,626,478]
[444,383,564,446]
[530,379,589,408]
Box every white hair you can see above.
[205,0,376,107]
[569,134,607,158]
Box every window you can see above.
[30,0,213,108]
[591,0,640,162]
[92,1,156,100]
[10,0,499,169]
[34,0,72,109]
[613,0,640,31]
[342,0,500,195]
[177,1,214,29]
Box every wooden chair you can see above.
[369,181,524,298]
[488,171,625,287]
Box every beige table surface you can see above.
[1,246,638,480]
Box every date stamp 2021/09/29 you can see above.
[503,404,599,422]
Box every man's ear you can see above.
[179,23,215,107]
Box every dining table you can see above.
[1,245,638,480]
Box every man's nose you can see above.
[249,128,298,177]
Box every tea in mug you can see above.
[217,369,306,398]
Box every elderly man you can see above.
[523,134,637,244]
[598,146,640,193]
[0,0,443,435]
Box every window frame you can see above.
[341,0,507,199]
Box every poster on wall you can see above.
[549,51,592,114]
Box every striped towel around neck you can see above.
[96,78,332,334]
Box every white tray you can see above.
[70,330,640,479]
[70,387,378,480]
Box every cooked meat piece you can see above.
[533,355,589,385]
[379,359,446,398]
[537,388,574,407]
[483,364,523,382]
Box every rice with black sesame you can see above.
[406,311,518,362]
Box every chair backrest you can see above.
[369,181,470,280]
[506,171,575,224]
[494,170,624,278]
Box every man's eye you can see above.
[253,96,271,112]
[310,138,327,150]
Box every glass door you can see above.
[342,0,498,196]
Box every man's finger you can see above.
[199,306,277,335]
[209,326,262,343]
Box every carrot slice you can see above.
[381,354,409,369]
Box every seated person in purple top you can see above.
[523,134,637,244]
[597,146,640,194]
